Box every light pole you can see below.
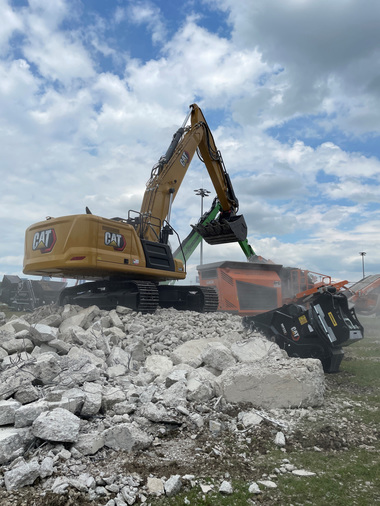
[359,251,366,278]
[194,188,210,265]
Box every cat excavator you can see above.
[23,104,248,313]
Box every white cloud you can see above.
[127,1,167,44]
[0,0,23,54]
[124,18,268,109]
[205,0,380,135]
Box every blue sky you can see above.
[1,0,380,285]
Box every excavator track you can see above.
[157,284,219,312]
[58,281,218,313]
[133,281,160,313]
[200,286,219,312]
[59,279,159,313]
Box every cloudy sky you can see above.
[1,0,380,286]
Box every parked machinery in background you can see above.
[0,275,66,311]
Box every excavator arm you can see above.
[138,104,247,245]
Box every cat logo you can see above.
[291,326,300,341]
[32,228,57,254]
[104,231,126,251]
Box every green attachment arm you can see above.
[173,199,221,263]
[238,239,257,261]
[173,197,257,264]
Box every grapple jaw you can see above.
[192,214,248,245]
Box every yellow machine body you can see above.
[24,214,186,282]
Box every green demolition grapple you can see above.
[243,286,364,373]
[192,214,248,245]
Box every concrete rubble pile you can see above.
[0,305,325,503]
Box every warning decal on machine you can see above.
[328,311,338,326]
[298,315,308,325]
[180,151,190,167]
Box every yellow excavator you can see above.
[23,104,248,313]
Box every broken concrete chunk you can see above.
[59,305,100,333]
[108,364,127,378]
[126,339,145,363]
[38,314,63,328]
[73,432,105,455]
[164,475,182,497]
[274,431,286,447]
[139,402,172,423]
[109,309,124,329]
[0,399,22,425]
[145,354,173,378]
[104,326,126,344]
[215,357,325,409]
[201,343,236,371]
[14,399,49,428]
[57,387,85,414]
[219,480,233,494]
[161,381,187,408]
[103,423,152,451]
[80,382,102,417]
[58,356,102,386]
[186,368,216,402]
[39,456,55,478]
[106,346,131,368]
[1,352,33,369]
[170,338,214,368]
[67,346,105,368]
[14,383,40,405]
[0,368,34,401]
[4,460,40,491]
[30,323,59,344]
[116,305,134,316]
[1,338,34,354]
[6,317,31,333]
[238,410,263,428]
[48,339,71,355]
[0,346,8,361]
[102,386,126,411]
[147,477,164,496]
[230,337,284,363]
[0,427,34,465]
[165,368,189,388]
[32,408,81,442]
[33,353,62,384]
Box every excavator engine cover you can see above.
[193,214,248,245]
[243,290,363,373]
